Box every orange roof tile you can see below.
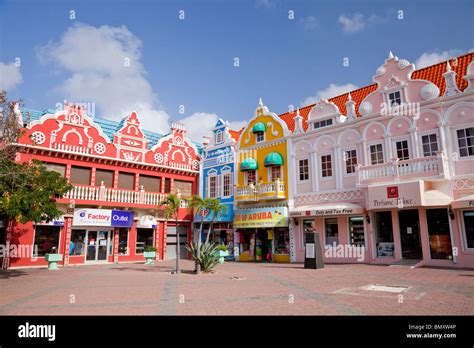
[229,128,243,142]
[279,52,474,132]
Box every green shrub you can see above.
[215,244,228,252]
[144,245,157,252]
[186,240,220,273]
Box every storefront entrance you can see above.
[85,230,111,262]
[398,210,422,259]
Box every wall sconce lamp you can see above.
[448,208,455,220]
[365,214,371,224]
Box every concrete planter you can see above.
[143,251,156,265]
[215,250,229,264]
[45,253,62,271]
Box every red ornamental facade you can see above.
[1,104,200,268]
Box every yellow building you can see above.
[234,98,292,263]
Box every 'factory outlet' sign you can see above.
[73,209,134,227]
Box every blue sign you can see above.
[194,204,234,223]
[111,210,134,227]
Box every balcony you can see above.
[62,183,189,208]
[356,153,449,185]
[235,179,286,202]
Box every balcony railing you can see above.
[63,183,189,208]
[235,179,286,202]
[356,153,449,185]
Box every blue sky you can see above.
[1,0,473,140]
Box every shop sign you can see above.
[138,215,158,228]
[194,204,234,222]
[289,205,364,217]
[233,207,288,228]
[73,209,133,227]
[368,181,422,209]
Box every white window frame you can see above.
[347,215,366,248]
[392,136,411,161]
[207,172,218,198]
[418,130,440,157]
[215,130,223,144]
[297,158,310,182]
[221,171,232,198]
[255,131,265,143]
[343,148,358,176]
[32,224,63,258]
[324,217,339,246]
[245,170,257,185]
[384,86,406,109]
[454,126,474,159]
[312,118,334,130]
[320,153,333,179]
[368,141,385,165]
[267,165,283,182]
[420,132,439,157]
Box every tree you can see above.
[0,91,72,270]
[205,198,227,244]
[159,194,184,274]
[187,195,213,274]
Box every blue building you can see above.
[195,119,240,253]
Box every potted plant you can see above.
[45,246,62,271]
[143,245,157,265]
[214,244,229,264]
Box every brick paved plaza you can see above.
[0,261,472,315]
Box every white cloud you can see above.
[255,0,275,9]
[37,23,170,133]
[338,13,365,33]
[0,62,23,91]
[300,16,319,31]
[179,112,246,143]
[301,83,358,107]
[415,49,464,69]
[338,12,385,33]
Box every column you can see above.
[62,215,73,266]
[154,222,160,261]
[334,145,342,190]
[384,133,392,160]
[409,127,419,158]
[310,151,318,192]
[113,227,119,263]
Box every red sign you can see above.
[387,186,399,199]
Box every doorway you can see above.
[398,209,422,259]
[86,230,110,262]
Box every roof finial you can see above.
[258,97,263,106]
[388,51,394,59]
[296,108,301,117]
[446,60,452,72]
[347,92,352,101]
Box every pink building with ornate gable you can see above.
[284,52,474,269]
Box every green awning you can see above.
[240,158,258,171]
[252,122,266,133]
[264,152,284,167]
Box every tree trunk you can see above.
[196,220,203,274]
[1,220,13,270]
[175,215,180,274]
[205,213,216,245]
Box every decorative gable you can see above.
[114,111,149,162]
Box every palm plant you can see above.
[187,195,214,274]
[186,240,220,273]
[159,194,183,274]
[205,198,228,244]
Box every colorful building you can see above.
[195,118,240,257]
[282,52,474,268]
[234,99,293,262]
[1,104,201,268]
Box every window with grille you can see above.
[269,166,281,181]
[345,149,357,174]
[388,91,401,106]
[139,175,161,192]
[320,155,332,178]
[222,173,232,197]
[246,170,256,185]
[208,176,217,198]
[255,131,264,143]
[457,127,474,157]
[313,118,333,130]
[421,134,438,157]
[369,144,384,165]
[396,140,410,160]
[298,159,309,181]
[215,130,223,144]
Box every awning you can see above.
[451,194,474,209]
[252,122,266,133]
[422,190,452,206]
[290,203,365,217]
[264,152,284,167]
[240,158,258,171]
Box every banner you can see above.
[73,209,133,227]
[194,204,234,223]
[234,207,288,228]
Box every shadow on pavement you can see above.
[0,269,28,279]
